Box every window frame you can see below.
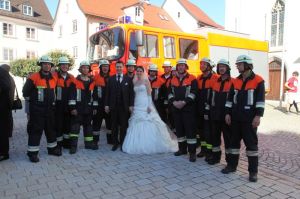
[3,48,14,61]
[72,20,77,33]
[271,0,285,47]
[179,38,199,60]
[26,50,36,59]
[138,33,159,58]
[163,36,176,59]
[23,5,33,16]
[26,27,36,40]
[0,0,10,11]
[3,22,14,36]
[73,46,78,58]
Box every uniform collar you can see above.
[39,70,53,79]
[237,71,255,81]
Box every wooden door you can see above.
[266,61,286,100]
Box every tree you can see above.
[10,58,39,78]
[47,50,75,70]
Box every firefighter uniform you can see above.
[168,59,197,161]
[68,61,98,154]
[161,61,174,129]
[54,57,75,149]
[92,60,112,146]
[197,62,218,160]
[224,55,265,182]
[149,64,166,121]
[23,55,61,162]
[209,59,233,165]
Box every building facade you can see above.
[225,0,300,100]
[0,0,53,65]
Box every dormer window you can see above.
[0,0,11,11]
[135,6,141,17]
[23,5,33,16]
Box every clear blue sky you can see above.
[45,0,225,26]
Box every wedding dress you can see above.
[122,84,178,154]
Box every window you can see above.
[179,38,198,60]
[72,20,77,33]
[26,50,36,59]
[135,6,141,17]
[163,37,175,59]
[59,25,62,37]
[73,46,78,58]
[3,23,13,36]
[138,34,158,58]
[26,27,36,39]
[23,5,33,16]
[129,32,137,59]
[0,0,10,11]
[3,48,14,61]
[271,0,285,47]
[178,12,180,18]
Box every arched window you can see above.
[271,0,285,47]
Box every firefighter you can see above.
[92,59,112,146]
[160,61,173,127]
[171,66,178,77]
[54,57,75,149]
[223,55,265,182]
[23,55,62,163]
[68,60,98,154]
[196,57,218,162]
[168,58,198,162]
[148,64,165,120]
[126,59,136,79]
[208,59,233,165]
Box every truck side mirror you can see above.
[135,30,144,46]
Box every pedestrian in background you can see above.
[0,64,15,161]
[285,71,299,114]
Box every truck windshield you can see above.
[89,27,125,61]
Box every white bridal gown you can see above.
[122,84,178,154]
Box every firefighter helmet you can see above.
[79,60,91,72]
[38,55,54,67]
[149,64,158,71]
[99,59,110,67]
[200,57,213,67]
[217,59,230,75]
[176,58,188,69]
[58,56,70,65]
[126,59,136,67]
[163,60,172,67]
[236,55,253,70]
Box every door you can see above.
[266,61,286,100]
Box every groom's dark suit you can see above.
[105,74,134,148]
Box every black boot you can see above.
[62,139,71,149]
[69,138,78,154]
[0,154,9,161]
[208,151,221,165]
[221,165,236,174]
[48,146,62,156]
[197,146,206,158]
[189,153,196,162]
[69,146,77,154]
[174,150,187,156]
[249,172,258,182]
[27,152,39,163]
[85,141,98,150]
[106,133,113,144]
[174,142,187,156]
[205,149,213,162]
[93,135,99,148]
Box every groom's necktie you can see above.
[117,75,121,84]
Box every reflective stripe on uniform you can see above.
[187,93,196,100]
[70,133,79,138]
[93,131,101,136]
[57,136,63,142]
[97,87,102,98]
[47,142,57,148]
[211,91,216,107]
[225,148,231,154]
[233,90,238,104]
[178,136,186,142]
[187,138,197,144]
[28,146,39,152]
[205,103,210,110]
[154,89,159,100]
[247,89,254,105]
[56,87,62,100]
[200,141,207,147]
[93,101,99,106]
[84,137,93,142]
[225,101,232,108]
[168,94,174,100]
[212,146,221,152]
[231,148,240,155]
[206,144,212,150]
[68,100,76,105]
[246,150,258,157]
[63,134,70,139]
[185,86,191,98]
[76,89,81,102]
[256,102,265,108]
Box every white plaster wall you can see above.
[163,0,198,33]
[52,0,87,72]
[0,15,53,65]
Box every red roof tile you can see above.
[76,0,181,31]
[178,0,223,29]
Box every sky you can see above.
[45,0,225,26]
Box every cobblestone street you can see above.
[1,101,300,199]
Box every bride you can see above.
[122,66,178,154]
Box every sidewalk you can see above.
[0,101,300,199]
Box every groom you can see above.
[105,61,134,151]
